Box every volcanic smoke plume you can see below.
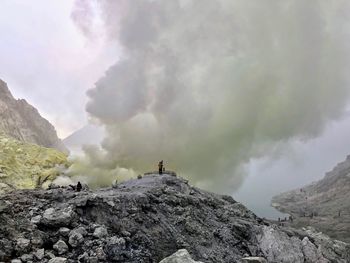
[71,0,350,193]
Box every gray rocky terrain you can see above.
[272,155,350,243]
[0,79,67,153]
[0,173,349,262]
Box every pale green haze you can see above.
[71,0,350,194]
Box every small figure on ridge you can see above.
[158,160,164,175]
[76,181,82,192]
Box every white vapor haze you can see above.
[72,0,350,193]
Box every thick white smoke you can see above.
[72,0,350,193]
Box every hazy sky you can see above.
[0,0,116,138]
[2,1,350,218]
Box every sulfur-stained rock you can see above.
[0,132,69,192]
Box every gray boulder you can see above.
[30,215,41,224]
[73,226,88,237]
[68,230,84,248]
[93,226,108,239]
[53,240,68,255]
[41,206,77,227]
[258,226,304,262]
[160,249,203,263]
[49,257,67,263]
[58,227,71,237]
[20,253,33,262]
[15,238,30,254]
[33,248,45,260]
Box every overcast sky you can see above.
[0,0,117,138]
[2,1,350,218]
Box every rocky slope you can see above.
[0,79,67,153]
[0,174,348,262]
[0,132,69,193]
[272,155,350,243]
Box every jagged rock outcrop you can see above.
[272,154,350,243]
[0,79,67,153]
[0,132,69,192]
[0,174,348,262]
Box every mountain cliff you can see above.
[272,155,350,243]
[0,79,67,153]
[0,174,348,262]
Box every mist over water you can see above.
[71,0,350,194]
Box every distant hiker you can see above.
[112,179,118,189]
[76,181,82,192]
[278,217,281,222]
[338,210,341,217]
[158,160,164,175]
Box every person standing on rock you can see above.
[158,160,164,175]
[76,181,82,192]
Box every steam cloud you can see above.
[71,0,350,193]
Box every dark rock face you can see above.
[0,174,349,262]
[0,79,67,153]
[272,155,350,243]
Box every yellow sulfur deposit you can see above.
[0,132,69,191]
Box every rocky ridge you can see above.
[272,155,350,243]
[0,79,67,153]
[0,173,348,262]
